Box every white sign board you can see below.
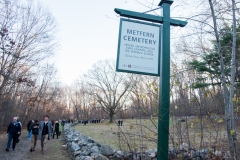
[116,19,161,76]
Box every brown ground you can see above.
[0,131,71,160]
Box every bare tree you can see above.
[0,0,57,96]
[84,59,135,123]
[0,0,58,128]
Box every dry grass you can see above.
[75,119,157,151]
[170,117,240,150]
[75,118,240,152]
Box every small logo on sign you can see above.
[128,64,131,68]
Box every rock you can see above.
[124,153,133,160]
[67,142,71,149]
[183,152,190,159]
[78,140,88,146]
[201,149,208,153]
[112,157,122,160]
[140,154,151,160]
[116,150,123,154]
[75,156,86,160]
[108,156,115,159]
[100,145,114,156]
[67,138,73,143]
[67,134,72,138]
[168,150,177,159]
[180,143,188,151]
[146,149,155,153]
[148,152,156,158]
[193,151,200,158]
[85,156,94,160]
[86,136,94,143]
[74,137,80,143]
[91,152,99,157]
[75,156,81,160]
[200,153,206,159]
[71,142,81,151]
[95,154,108,160]
[91,146,99,153]
[81,149,91,156]
[81,146,88,151]
[214,150,222,156]
[73,151,82,157]
[113,150,123,159]
[192,157,201,160]
[87,143,94,148]
[94,142,101,148]
[75,156,93,160]
[116,150,123,156]
[145,149,156,158]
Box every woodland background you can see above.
[0,0,239,158]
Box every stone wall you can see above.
[62,124,157,160]
[63,124,231,160]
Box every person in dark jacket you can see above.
[52,121,59,139]
[27,120,33,140]
[83,119,87,126]
[61,119,65,126]
[30,120,39,152]
[120,119,123,126]
[5,117,21,151]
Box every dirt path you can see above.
[0,131,71,160]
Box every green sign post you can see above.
[115,0,187,159]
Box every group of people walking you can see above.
[118,119,123,126]
[6,115,62,155]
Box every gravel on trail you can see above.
[0,131,70,160]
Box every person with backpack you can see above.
[5,117,21,151]
[27,120,33,140]
[30,120,39,152]
[52,121,59,139]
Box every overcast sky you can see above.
[39,0,189,85]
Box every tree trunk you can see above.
[228,0,238,158]
[208,0,238,157]
[74,105,80,120]
[109,109,114,123]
